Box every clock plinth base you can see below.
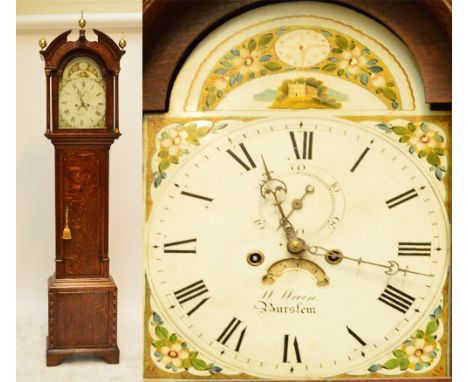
[46,341,120,366]
[46,274,119,366]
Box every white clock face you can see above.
[58,57,106,128]
[146,117,449,379]
[275,30,330,67]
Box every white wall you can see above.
[16,16,142,326]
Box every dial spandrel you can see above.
[146,117,449,379]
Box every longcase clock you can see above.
[39,17,125,366]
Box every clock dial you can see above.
[146,117,449,379]
[275,30,330,67]
[58,57,106,128]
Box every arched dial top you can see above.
[146,117,449,379]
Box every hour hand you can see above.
[260,156,287,198]
[259,157,304,253]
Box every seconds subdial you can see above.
[256,162,345,239]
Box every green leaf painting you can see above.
[369,305,443,374]
[263,61,282,71]
[152,121,228,189]
[335,35,348,50]
[199,26,401,111]
[376,121,447,181]
[150,310,223,375]
[258,33,273,46]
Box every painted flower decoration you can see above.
[161,342,189,369]
[215,76,228,91]
[377,121,447,180]
[408,126,445,152]
[161,129,189,157]
[339,47,368,74]
[232,47,262,75]
[153,121,228,188]
[402,337,437,366]
[150,312,223,375]
[201,27,402,110]
[371,74,386,88]
[368,305,442,374]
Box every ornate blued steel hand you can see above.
[276,184,315,230]
[259,156,305,254]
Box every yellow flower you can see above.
[232,48,262,75]
[161,342,189,368]
[404,338,435,365]
[339,47,368,74]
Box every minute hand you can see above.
[260,156,305,254]
[307,245,434,277]
[260,156,295,236]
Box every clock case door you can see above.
[40,28,124,366]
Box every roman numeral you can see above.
[346,326,367,346]
[350,147,370,172]
[386,188,418,209]
[398,242,431,256]
[216,317,247,352]
[283,335,301,363]
[174,280,210,316]
[163,238,197,253]
[290,131,313,160]
[226,143,256,171]
[181,191,213,202]
[378,285,415,314]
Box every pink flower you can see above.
[408,128,444,152]
[339,47,368,74]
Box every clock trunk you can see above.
[55,148,109,278]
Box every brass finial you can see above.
[38,36,47,49]
[78,10,86,29]
[118,38,127,49]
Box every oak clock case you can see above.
[39,23,125,366]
